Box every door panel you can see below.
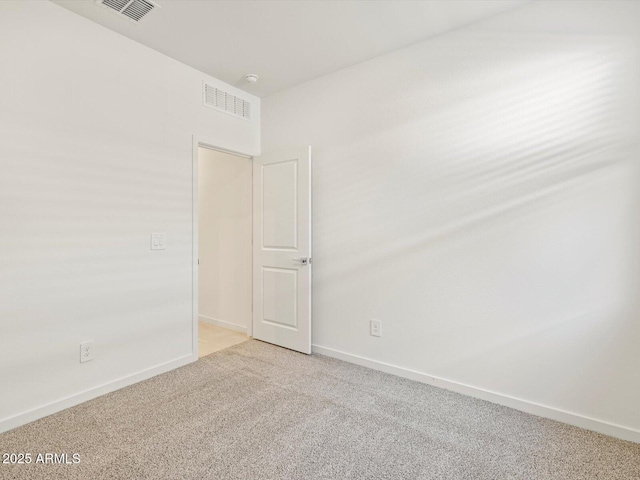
[253,147,311,354]
[262,160,297,249]
[262,267,298,328]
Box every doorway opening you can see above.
[196,145,252,358]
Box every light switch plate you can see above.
[151,233,166,250]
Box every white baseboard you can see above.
[199,314,247,333]
[0,353,197,434]
[312,344,640,444]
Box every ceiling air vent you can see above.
[203,83,252,121]
[96,0,159,23]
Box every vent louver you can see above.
[103,0,129,10]
[203,84,252,120]
[96,0,158,23]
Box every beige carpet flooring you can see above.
[1,340,639,480]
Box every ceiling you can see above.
[52,0,527,97]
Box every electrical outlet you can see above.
[80,341,94,363]
[370,319,381,337]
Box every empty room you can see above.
[1,1,639,479]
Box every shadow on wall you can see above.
[286,26,640,426]
[319,33,639,280]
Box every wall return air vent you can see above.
[96,0,159,23]
[203,84,252,121]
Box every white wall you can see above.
[0,1,259,432]
[262,1,640,441]
[198,148,252,332]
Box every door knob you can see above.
[293,257,311,265]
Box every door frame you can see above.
[191,135,254,358]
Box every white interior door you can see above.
[253,147,312,354]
